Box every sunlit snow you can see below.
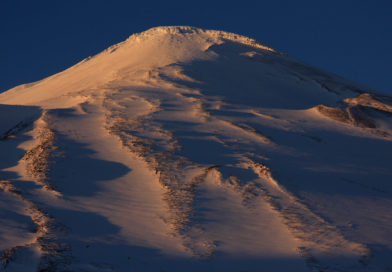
[0,26,391,271]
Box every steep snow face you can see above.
[1,26,392,271]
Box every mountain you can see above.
[0,26,391,272]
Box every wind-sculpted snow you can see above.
[0,26,392,271]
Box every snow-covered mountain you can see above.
[0,26,391,272]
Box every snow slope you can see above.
[0,26,391,271]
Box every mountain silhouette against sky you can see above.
[0,26,391,272]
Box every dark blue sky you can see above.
[1,0,391,94]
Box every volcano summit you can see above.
[0,26,391,272]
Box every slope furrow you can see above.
[21,112,62,197]
[103,91,217,257]
[242,158,372,271]
[0,180,71,272]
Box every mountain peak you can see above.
[0,26,280,107]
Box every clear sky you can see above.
[1,0,391,94]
